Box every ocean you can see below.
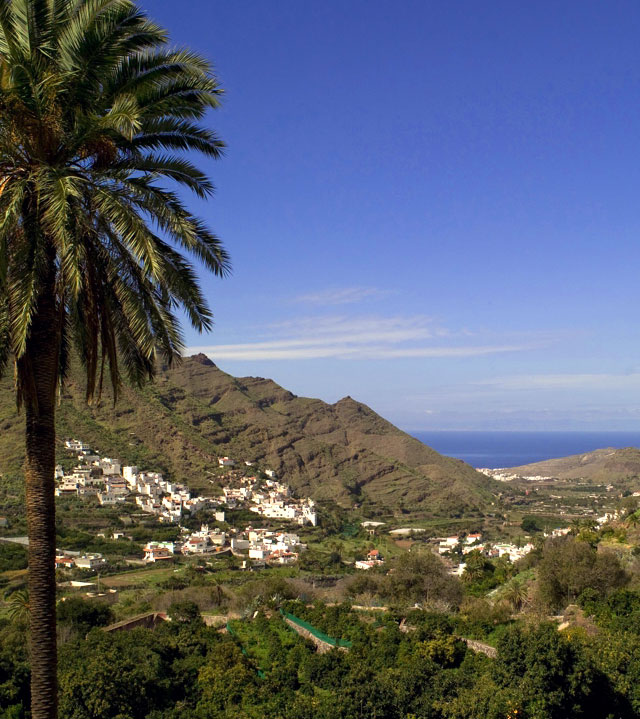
[410,431,640,469]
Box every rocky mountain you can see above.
[0,354,499,516]
[505,447,640,482]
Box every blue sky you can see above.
[142,0,640,431]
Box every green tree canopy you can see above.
[536,536,628,612]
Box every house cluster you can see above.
[143,524,304,565]
[55,442,127,504]
[477,468,551,482]
[437,533,483,555]
[355,549,384,570]
[126,466,217,522]
[230,528,304,564]
[596,510,620,525]
[57,442,319,529]
[219,474,318,526]
[438,532,537,565]
[483,542,535,563]
[56,439,218,522]
[451,539,536,577]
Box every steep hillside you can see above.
[0,354,499,516]
[506,447,640,482]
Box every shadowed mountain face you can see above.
[0,354,499,516]
[506,447,640,482]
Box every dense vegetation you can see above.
[3,595,640,719]
[1,522,640,718]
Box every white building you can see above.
[123,466,139,484]
[184,536,208,554]
[143,542,174,563]
[55,480,79,497]
[99,458,121,476]
[231,538,250,551]
[75,554,107,570]
[249,547,268,560]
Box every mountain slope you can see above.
[0,354,499,516]
[506,447,640,482]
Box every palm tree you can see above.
[502,580,528,613]
[5,587,30,624]
[0,3,229,717]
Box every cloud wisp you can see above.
[475,373,640,391]
[188,315,537,361]
[294,286,391,306]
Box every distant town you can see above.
[53,439,318,571]
[44,438,629,582]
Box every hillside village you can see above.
[53,439,317,570]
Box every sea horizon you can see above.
[409,430,640,469]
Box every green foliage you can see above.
[578,587,640,635]
[5,590,29,625]
[417,634,466,667]
[55,528,141,558]
[226,612,304,673]
[0,599,637,718]
[462,551,513,596]
[167,601,201,624]
[0,619,29,718]
[405,609,456,640]
[521,515,543,533]
[57,598,113,635]
[494,623,629,718]
[456,597,512,642]
[197,641,258,714]
[0,0,230,402]
[586,630,640,714]
[0,544,27,573]
[536,536,628,612]
[384,550,463,608]
[59,629,176,719]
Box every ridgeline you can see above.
[0,354,499,517]
[505,446,640,483]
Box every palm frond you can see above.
[0,0,228,406]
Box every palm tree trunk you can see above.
[22,265,59,719]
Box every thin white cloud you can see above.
[188,314,535,361]
[476,373,640,391]
[209,315,437,349]
[295,287,390,305]
[358,344,531,359]
[187,344,531,361]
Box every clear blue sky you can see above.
[141,0,640,431]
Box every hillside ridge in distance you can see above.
[505,446,640,482]
[0,354,499,516]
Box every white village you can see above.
[53,439,317,570]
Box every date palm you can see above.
[5,587,30,624]
[0,2,229,717]
[503,580,528,613]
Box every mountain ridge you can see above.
[505,446,640,482]
[0,355,500,516]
